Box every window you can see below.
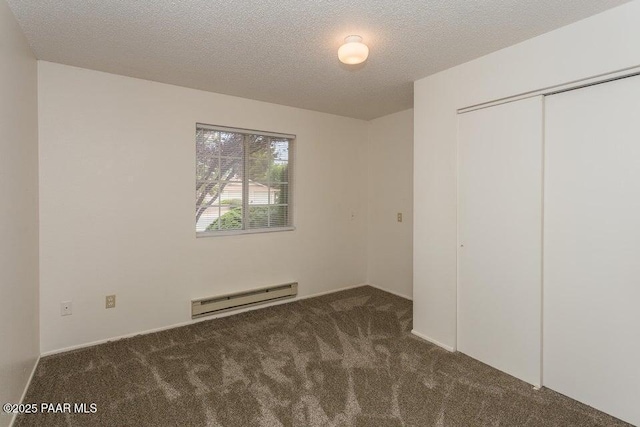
[195,124,294,236]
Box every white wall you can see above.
[366,109,413,299]
[0,2,39,426]
[413,1,640,349]
[38,61,369,353]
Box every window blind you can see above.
[195,124,293,235]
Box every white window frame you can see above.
[196,123,295,237]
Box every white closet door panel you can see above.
[458,96,543,386]
[544,75,640,426]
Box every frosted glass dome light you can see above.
[338,35,369,65]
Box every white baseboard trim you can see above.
[41,283,370,357]
[411,329,456,352]
[10,355,40,427]
[366,283,412,301]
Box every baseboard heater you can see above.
[191,282,298,318]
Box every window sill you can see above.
[196,226,296,238]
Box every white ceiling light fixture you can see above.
[338,35,369,65]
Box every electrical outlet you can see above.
[61,301,72,316]
[397,212,403,222]
[106,295,116,309]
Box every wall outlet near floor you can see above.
[397,212,403,222]
[61,301,72,316]
[106,294,116,309]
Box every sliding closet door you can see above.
[457,97,543,386]
[544,75,640,426]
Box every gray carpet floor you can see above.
[16,286,631,426]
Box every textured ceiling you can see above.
[7,0,631,120]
